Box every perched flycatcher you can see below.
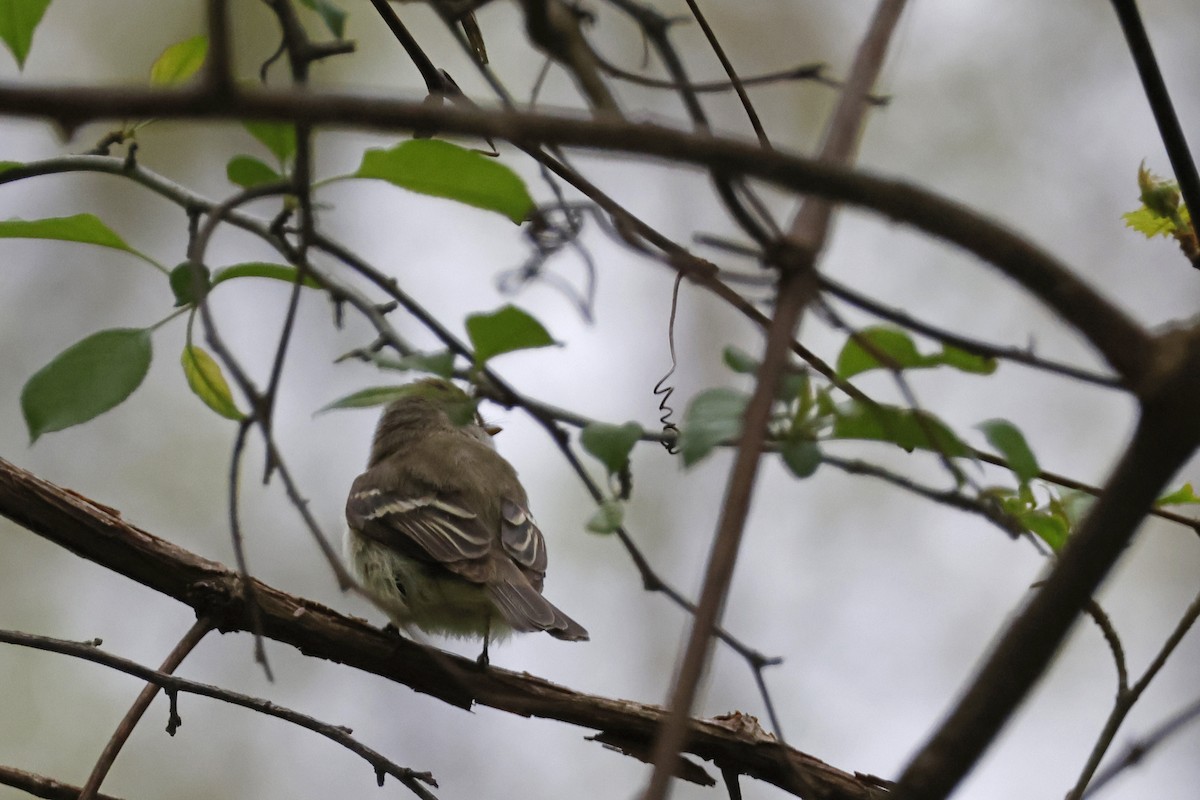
[344,379,588,664]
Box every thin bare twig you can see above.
[1083,694,1200,798]
[1066,585,1200,799]
[0,629,439,799]
[77,618,215,800]
[682,0,770,147]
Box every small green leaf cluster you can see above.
[982,484,1086,554]
[663,330,1115,553]
[1122,161,1198,263]
[677,330,995,473]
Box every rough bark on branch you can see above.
[0,457,886,800]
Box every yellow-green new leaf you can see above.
[150,35,208,85]
[1157,482,1200,507]
[182,345,244,420]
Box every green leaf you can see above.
[211,262,321,290]
[722,345,758,375]
[586,499,624,534]
[0,160,24,175]
[181,345,243,420]
[355,139,535,224]
[1124,162,1192,240]
[780,439,821,478]
[318,383,480,426]
[243,121,296,165]
[1122,206,1177,239]
[581,421,643,476]
[831,401,971,457]
[0,0,51,69]
[1021,510,1069,553]
[369,350,457,378]
[465,305,557,365]
[169,261,211,306]
[149,35,208,85]
[317,386,410,413]
[0,214,152,263]
[837,327,921,378]
[22,328,153,442]
[296,0,347,38]
[836,326,995,378]
[978,418,1039,484]
[937,344,997,375]
[0,214,158,269]
[1157,482,1200,507]
[226,155,282,188]
[677,388,749,467]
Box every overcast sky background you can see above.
[2,2,1199,799]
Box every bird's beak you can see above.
[484,424,503,437]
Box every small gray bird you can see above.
[344,379,588,664]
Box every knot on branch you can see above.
[762,238,814,277]
[186,575,247,633]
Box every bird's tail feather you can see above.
[488,581,589,641]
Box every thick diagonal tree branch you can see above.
[891,327,1200,799]
[0,457,883,800]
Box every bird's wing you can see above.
[498,499,547,574]
[346,477,492,568]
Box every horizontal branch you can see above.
[0,629,438,799]
[0,81,1151,384]
[0,457,881,800]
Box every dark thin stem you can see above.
[77,618,214,800]
[1109,0,1200,240]
[821,454,1020,538]
[228,419,274,679]
[683,0,770,147]
[1081,598,1129,694]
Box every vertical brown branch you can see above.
[641,3,908,799]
